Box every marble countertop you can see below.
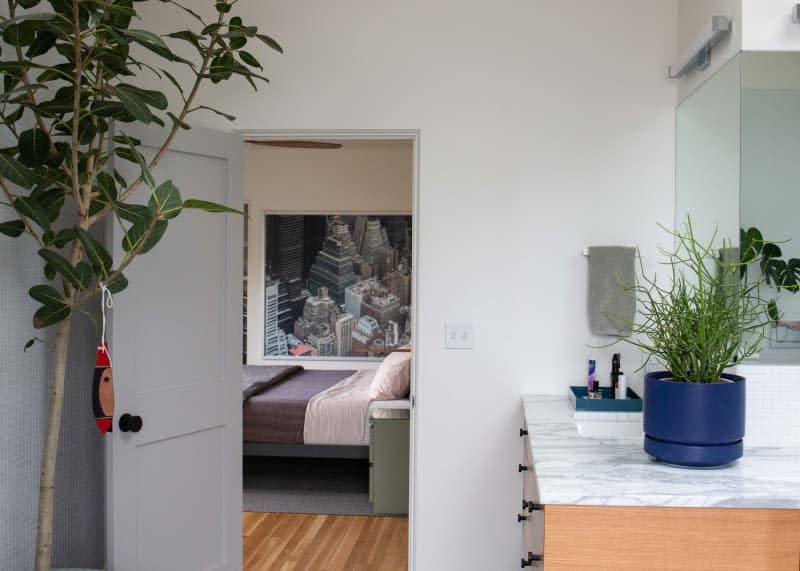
[522,394,800,509]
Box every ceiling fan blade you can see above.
[245,140,343,149]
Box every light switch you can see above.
[445,322,473,349]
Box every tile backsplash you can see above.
[735,364,800,447]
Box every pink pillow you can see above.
[369,351,411,400]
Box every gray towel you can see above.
[587,246,636,336]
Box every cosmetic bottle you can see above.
[615,373,627,400]
[587,360,596,394]
[610,353,621,400]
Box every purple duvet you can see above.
[243,368,356,444]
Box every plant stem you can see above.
[34,315,72,571]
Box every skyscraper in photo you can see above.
[308,219,356,304]
[334,312,356,356]
[264,282,288,356]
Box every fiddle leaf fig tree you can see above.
[0,1,281,569]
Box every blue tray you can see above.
[570,386,642,412]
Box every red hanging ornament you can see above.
[91,285,115,434]
[92,342,114,433]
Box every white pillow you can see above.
[369,351,411,400]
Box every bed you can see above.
[243,365,410,459]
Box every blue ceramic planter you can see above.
[643,371,745,467]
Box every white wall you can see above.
[742,0,800,51]
[677,0,743,102]
[135,2,678,568]
[244,140,412,368]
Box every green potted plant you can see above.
[618,217,774,467]
[0,1,281,569]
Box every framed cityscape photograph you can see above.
[263,214,412,359]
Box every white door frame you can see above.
[236,128,421,570]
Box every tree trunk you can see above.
[35,315,73,571]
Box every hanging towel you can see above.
[587,246,636,336]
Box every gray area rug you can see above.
[243,456,374,515]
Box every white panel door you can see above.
[107,125,243,571]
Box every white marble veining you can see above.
[522,394,800,509]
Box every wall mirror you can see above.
[676,51,800,364]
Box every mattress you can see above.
[243,369,355,444]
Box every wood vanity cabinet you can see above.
[517,427,800,570]
[543,505,800,570]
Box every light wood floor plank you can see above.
[243,512,408,571]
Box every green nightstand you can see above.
[368,410,410,515]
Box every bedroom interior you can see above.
[240,137,414,566]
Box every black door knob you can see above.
[518,464,529,472]
[517,513,527,523]
[119,413,143,433]
[520,428,528,437]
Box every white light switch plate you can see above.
[445,321,473,349]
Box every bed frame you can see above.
[243,442,369,459]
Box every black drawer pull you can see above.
[518,464,529,472]
[521,552,544,568]
[520,428,528,437]
[517,513,527,523]
[522,500,544,512]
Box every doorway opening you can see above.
[238,131,419,570]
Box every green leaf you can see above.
[117,83,168,110]
[0,13,60,32]
[77,118,97,146]
[52,227,76,248]
[255,33,283,54]
[18,0,42,7]
[110,84,152,123]
[149,179,182,219]
[0,220,25,237]
[167,111,190,130]
[0,153,37,188]
[75,226,112,279]
[30,188,66,223]
[124,29,169,51]
[33,301,71,329]
[238,50,262,69]
[161,69,185,99]
[768,299,780,321]
[38,249,84,289]
[119,133,155,188]
[125,28,193,65]
[215,1,231,13]
[230,35,246,50]
[195,105,236,122]
[115,202,153,224]
[24,338,36,352]
[209,52,234,82]
[166,30,203,51]
[44,262,55,281]
[92,101,135,121]
[107,0,134,29]
[106,272,128,294]
[76,261,93,290]
[96,172,118,202]
[26,30,57,58]
[29,284,63,305]
[18,127,51,167]
[13,196,51,231]
[201,23,222,36]
[183,199,245,215]
[123,218,167,253]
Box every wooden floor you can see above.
[243,512,408,571]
